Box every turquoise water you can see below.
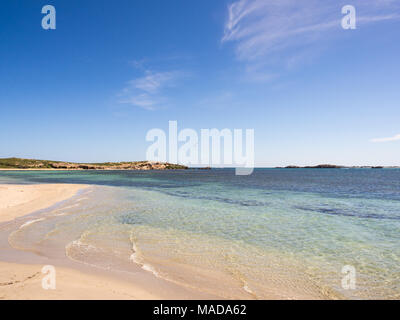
[1,169,399,299]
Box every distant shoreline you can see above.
[0,157,188,171]
[0,168,189,171]
[0,158,398,171]
[1,166,399,171]
[277,165,392,169]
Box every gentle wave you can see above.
[19,218,46,229]
[129,234,161,279]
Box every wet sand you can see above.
[0,184,218,300]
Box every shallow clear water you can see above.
[1,169,400,299]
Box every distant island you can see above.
[278,164,391,169]
[0,158,188,170]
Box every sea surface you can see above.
[1,169,399,299]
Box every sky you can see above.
[1,0,400,167]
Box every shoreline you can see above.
[0,168,189,171]
[0,182,332,300]
[0,182,330,300]
[0,169,89,171]
[0,183,219,300]
[0,184,90,223]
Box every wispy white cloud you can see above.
[222,0,400,78]
[119,93,162,110]
[371,134,400,143]
[132,71,177,94]
[118,70,182,110]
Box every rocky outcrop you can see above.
[283,164,389,169]
[304,164,345,169]
[49,161,188,170]
[284,164,344,169]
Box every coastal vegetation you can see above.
[0,158,188,170]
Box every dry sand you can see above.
[0,184,87,223]
[0,261,161,300]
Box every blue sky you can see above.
[1,0,400,166]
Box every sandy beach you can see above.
[0,183,216,300]
[0,184,88,223]
[0,261,159,300]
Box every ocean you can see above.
[1,169,399,299]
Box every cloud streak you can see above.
[118,70,182,110]
[222,0,400,76]
[132,71,177,94]
[371,134,400,143]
